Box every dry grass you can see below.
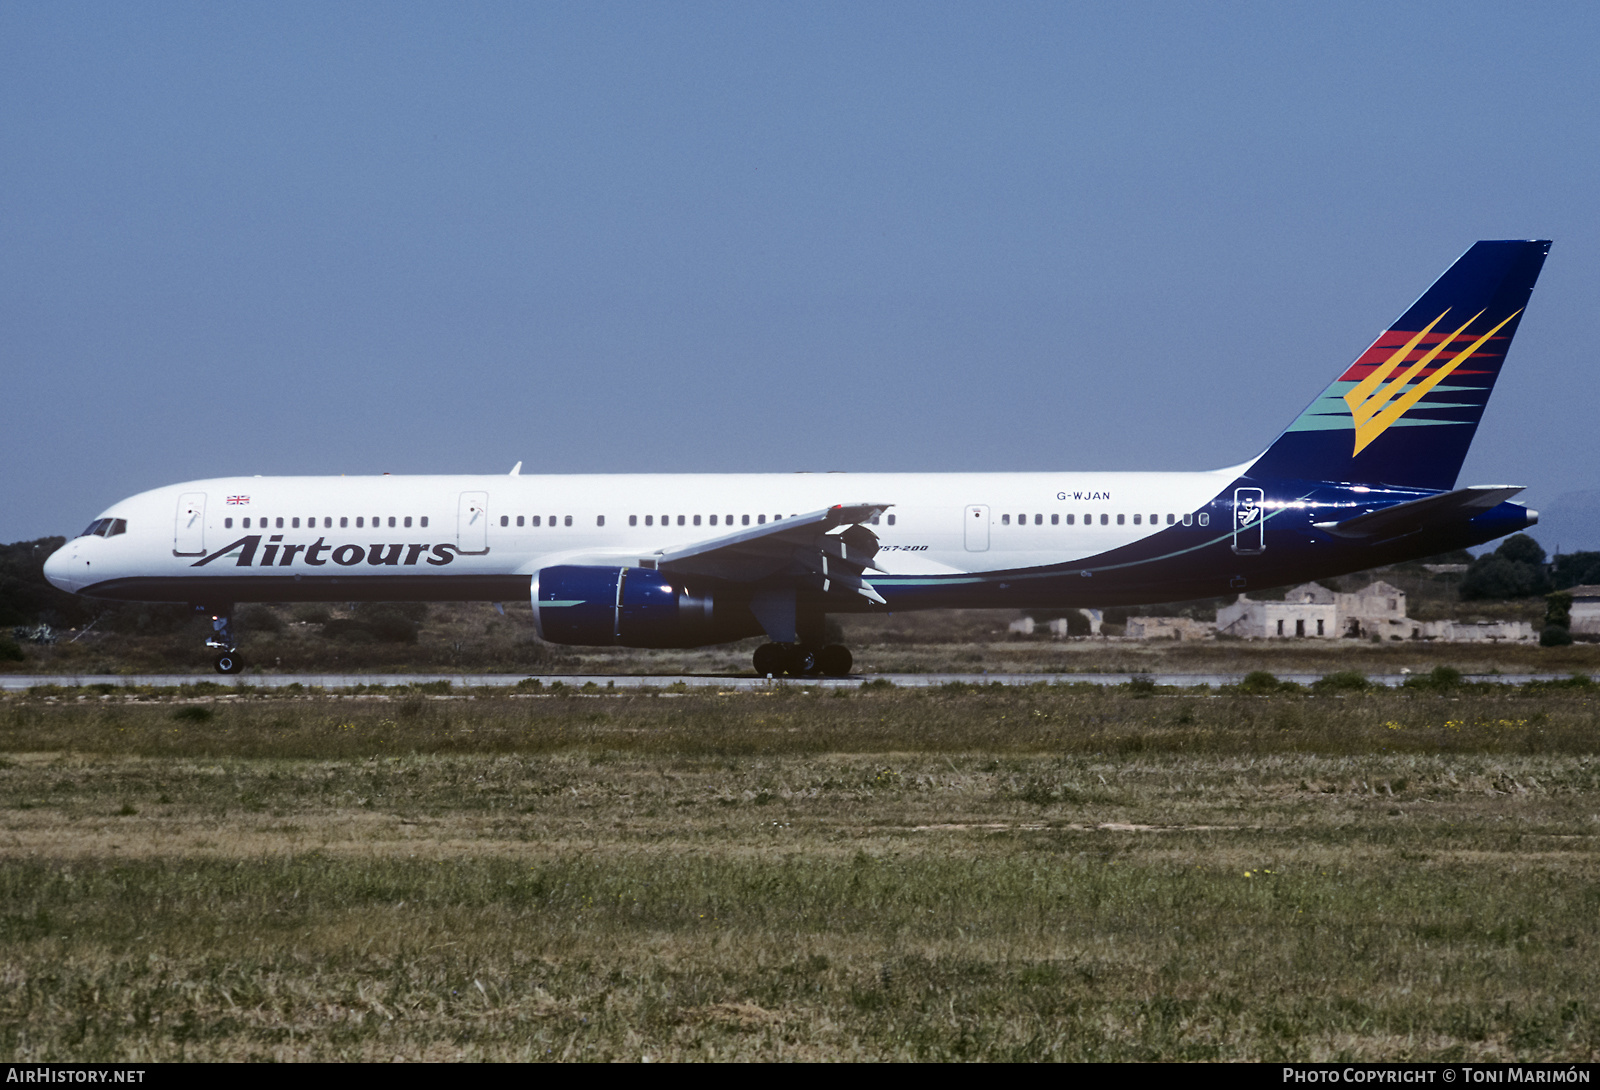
[2,683,1599,1060]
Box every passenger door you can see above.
[457,492,490,555]
[174,493,206,556]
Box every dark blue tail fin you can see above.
[1248,240,1550,490]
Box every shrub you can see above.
[0,636,24,662]
[1238,670,1286,694]
[1546,592,1573,629]
[1541,624,1575,647]
[1125,675,1158,697]
[1311,670,1370,693]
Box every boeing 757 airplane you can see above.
[44,240,1550,676]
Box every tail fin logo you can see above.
[1343,307,1521,455]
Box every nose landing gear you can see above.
[200,606,242,674]
[751,642,853,678]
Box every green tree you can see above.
[1552,551,1600,590]
[1460,534,1551,600]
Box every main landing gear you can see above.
[201,605,242,675]
[752,642,853,678]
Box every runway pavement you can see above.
[0,671,1589,691]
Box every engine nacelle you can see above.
[530,565,761,648]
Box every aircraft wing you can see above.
[655,503,891,604]
[1314,485,1525,540]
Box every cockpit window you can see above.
[77,518,127,539]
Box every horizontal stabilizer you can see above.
[1314,485,1524,540]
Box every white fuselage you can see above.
[45,468,1243,600]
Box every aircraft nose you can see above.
[42,544,78,593]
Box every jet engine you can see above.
[530,565,762,648]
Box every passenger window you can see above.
[1100,514,1108,526]
[1133,514,1141,525]
[709,515,717,526]
[532,516,541,527]
[1150,513,1158,524]
[887,514,896,526]
[1117,514,1125,525]
[1166,514,1175,525]
[1182,513,1191,526]
[742,515,750,526]
[1051,514,1059,525]
[678,515,685,526]
[356,517,363,528]
[1066,514,1074,525]
[644,515,652,526]
[388,517,396,528]
[340,517,348,528]
[276,517,284,529]
[500,515,509,527]
[420,516,428,528]
[403,516,411,528]
[518,516,526,527]
[870,515,880,525]
[758,514,766,524]
[725,514,733,525]
[564,515,572,527]
[292,518,300,529]
[225,518,233,529]
[628,515,637,527]
[1034,514,1042,525]
[1198,513,1210,527]
[1002,514,1010,525]
[597,516,605,527]
[693,515,702,526]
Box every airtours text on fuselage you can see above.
[190,535,473,569]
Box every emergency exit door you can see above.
[964,505,990,551]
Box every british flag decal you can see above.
[226,495,250,505]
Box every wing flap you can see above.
[657,503,892,604]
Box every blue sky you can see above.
[4,3,1598,545]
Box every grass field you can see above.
[3,678,1599,1060]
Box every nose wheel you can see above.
[200,605,243,675]
[752,642,853,678]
